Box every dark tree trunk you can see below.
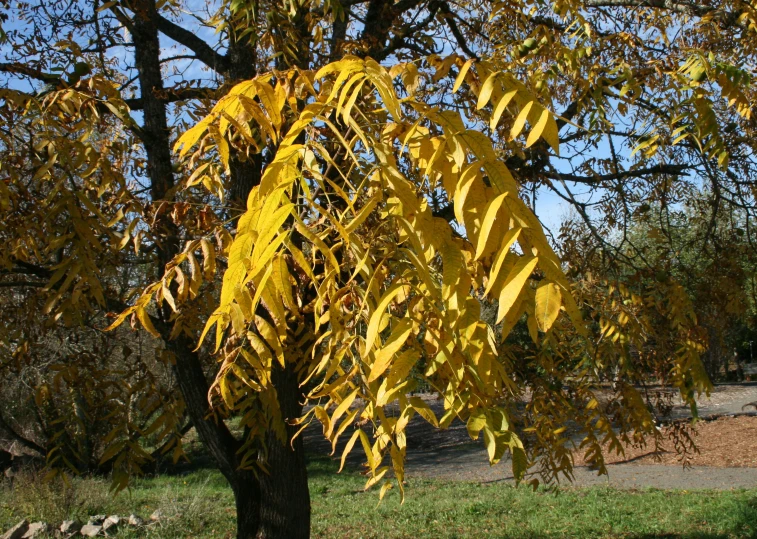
[227,35,262,210]
[130,2,312,535]
[225,34,311,539]
[233,470,263,539]
[257,363,311,538]
[129,3,266,538]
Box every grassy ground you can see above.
[1,458,756,538]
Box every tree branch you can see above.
[0,63,60,85]
[155,15,229,73]
[586,0,706,15]
[436,1,479,60]
[124,86,218,110]
[546,164,691,184]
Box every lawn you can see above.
[1,458,755,538]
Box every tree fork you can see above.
[226,28,311,538]
[129,2,265,537]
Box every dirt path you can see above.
[671,383,757,418]
[304,383,757,490]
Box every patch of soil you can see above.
[573,416,757,468]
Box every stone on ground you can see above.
[79,524,102,537]
[21,523,48,538]
[1,521,29,539]
[127,514,144,527]
[59,520,81,535]
[149,509,162,521]
[102,516,119,532]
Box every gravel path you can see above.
[304,383,757,490]
[671,383,757,418]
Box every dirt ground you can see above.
[572,415,757,468]
[304,383,757,490]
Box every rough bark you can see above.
[129,2,264,537]
[256,363,311,539]
[225,33,311,538]
[131,2,314,535]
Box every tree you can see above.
[561,198,757,381]
[1,0,755,537]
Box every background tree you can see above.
[0,0,754,538]
[560,197,757,383]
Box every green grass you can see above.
[1,458,756,538]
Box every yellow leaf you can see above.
[534,281,562,332]
[330,408,360,453]
[195,312,223,350]
[386,349,420,387]
[186,163,210,187]
[441,242,464,301]
[400,62,420,94]
[254,80,283,130]
[174,116,213,157]
[452,58,474,93]
[339,429,361,473]
[466,409,487,440]
[542,112,560,154]
[511,445,528,482]
[219,374,234,409]
[284,238,317,284]
[326,388,359,439]
[526,106,550,148]
[409,397,439,427]
[295,219,341,274]
[364,467,389,490]
[187,251,202,298]
[220,233,254,309]
[484,227,522,296]
[255,315,285,367]
[136,306,160,337]
[345,194,379,234]
[201,239,216,280]
[379,481,393,500]
[366,59,402,120]
[490,88,517,130]
[474,192,508,260]
[358,428,377,471]
[497,256,538,323]
[483,427,506,465]
[104,305,137,332]
[476,72,498,110]
[364,281,405,353]
[510,101,533,140]
[368,318,413,382]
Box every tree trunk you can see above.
[225,36,311,539]
[131,3,311,535]
[257,363,311,538]
[232,470,263,539]
[129,3,267,538]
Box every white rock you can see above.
[0,520,29,539]
[127,514,144,527]
[102,516,119,532]
[59,520,80,535]
[79,524,102,537]
[21,523,48,538]
[59,520,80,534]
[149,510,162,521]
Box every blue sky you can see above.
[0,1,605,237]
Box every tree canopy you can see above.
[0,0,755,537]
